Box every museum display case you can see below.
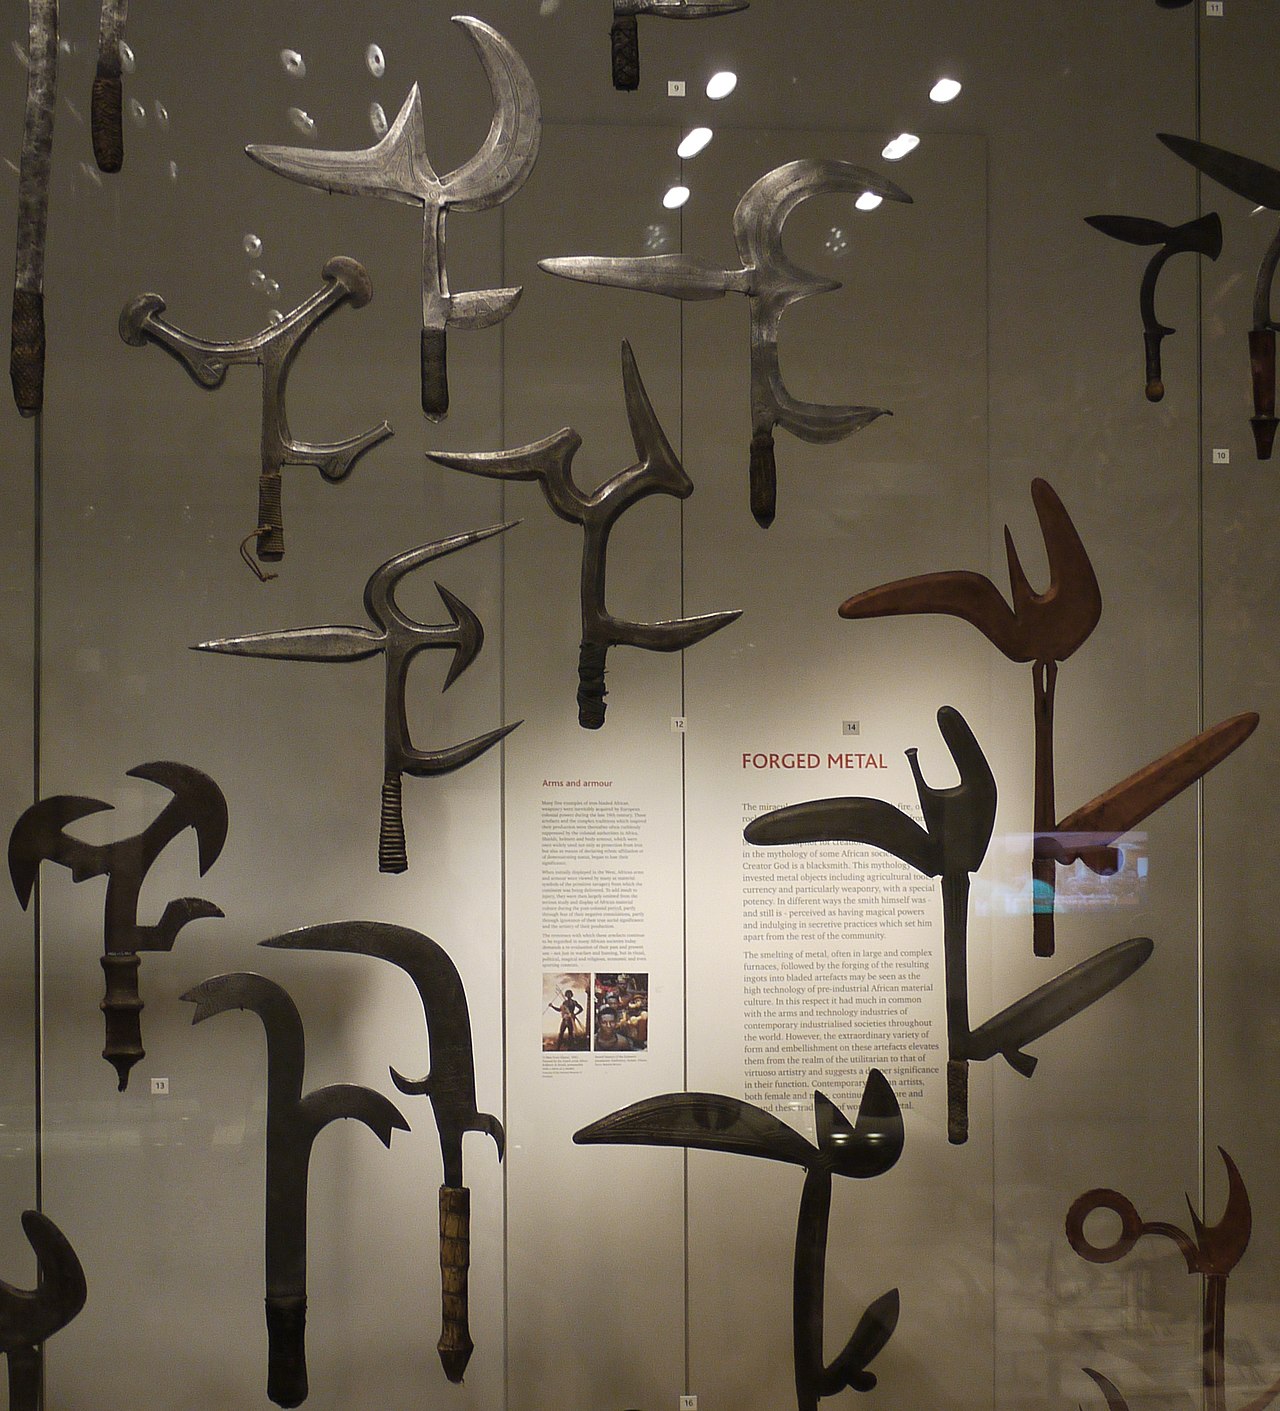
[1,2,1276,1409]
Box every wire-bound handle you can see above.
[749,428,777,528]
[611,14,640,90]
[10,289,44,417]
[422,327,449,420]
[577,641,608,729]
[91,73,123,173]
[100,952,144,1092]
[438,1185,474,1384]
[1143,327,1166,403]
[1249,328,1277,459]
[265,1295,308,1409]
[256,474,285,561]
[379,770,408,874]
[947,1057,968,1145]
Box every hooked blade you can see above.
[1158,132,1280,210]
[746,797,938,876]
[0,1210,87,1354]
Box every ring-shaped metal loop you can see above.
[1065,1189,1144,1263]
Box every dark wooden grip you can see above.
[749,428,777,528]
[6,1345,39,1411]
[422,326,449,420]
[91,73,124,173]
[100,952,144,1092]
[1031,849,1056,959]
[1249,327,1277,459]
[1143,327,1166,403]
[577,641,608,729]
[611,15,640,90]
[946,1057,968,1145]
[438,1185,474,1383]
[379,771,408,874]
[10,288,44,417]
[257,473,285,561]
[265,1295,308,1408]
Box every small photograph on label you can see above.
[978,833,1149,915]
[543,972,590,1053]
[592,972,648,1052]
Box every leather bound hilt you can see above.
[1249,328,1278,459]
[611,15,640,90]
[577,641,608,729]
[379,770,408,874]
[257,474,285,561]
[1031,849,1056,958]
[422,327,449,420]
[1143,327,1166,403]
[438,1185,474,1384]
[91,73,124,173]
[749,428,777,528]
[265,1295,308,1409]
[947,1057,967,1145]
[10,289,44,417]
[100,952,144,1092]
[6,1344,40,1411]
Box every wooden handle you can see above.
[577,641,608,729]
[91,73,124,173]
[379,771,408,874]
[100,952,144,1092]
[946,1057,968,1145]
[1143,327,1166,403]
[1249,328,1277,459]
[611,15,640,90]
[265,1295,308,1409]
[438,1185,474,1383]
[749,428,777,528]
[421,327,449,420]
[256,473,285,562]
[10,288,44,417]
[1031,849,1056,958]
[6,1345,40,1411]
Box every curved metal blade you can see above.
[399,721,519,778]
[745,797,938,876]
[0,1211,87,1351]
[8,795,112,904]
[364,522,515,630]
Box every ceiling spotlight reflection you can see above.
[678,126,713,159]
[855,191,883,211]
[706,70,737,100]
[663,184,691,210]
[881,133,920,161]
[929,77,962,103]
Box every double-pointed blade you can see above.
[193,625,384,663]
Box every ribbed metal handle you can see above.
[257,474,285,561]
[438,1185,474,1383]
[611,15,640,90]
[10,288,44,417]
[100,952,144,1092]
[91,72,123,172]
[379,771,408,874]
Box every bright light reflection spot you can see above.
[288,107,316,136]
[855,191,883,211]
[280,49,306,79]
[366,44,385,78]
[677,127,713,159]
[663,185,691,210]
[706,70,737,100]
[881,132,919,161]
[370,102,388,137]
[929,77,962,103]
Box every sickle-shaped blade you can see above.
[193,626,385,663]
[1187,1147,1251,1276]
[745,798,938,876]
[538,252,737,301]
[0,1211,87,1352]
[1159,133,1280,210]
[816,1070,903,1178]
[1082,1369,1130,1411]
[125,761,229,876]
[365,523,516,630]
[8,795,113,905]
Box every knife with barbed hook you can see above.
[745,706,1154,1144]
[1159,133,1280,457]
[429,341,740,727]
[120,256,392,571]
[1084,212,1222,401]
[193,524,520,873]
[91,0,128,171]
[610,0,748,91]
[10,0,57,415]
[0,1211,86,1411]
[839,478,1257,956]
[576,1073,902,1411]
[246,16,540,421]
[261,921,504,1384]
[540,159,911,527]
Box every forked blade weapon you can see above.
[261,922,505,1384]
[182,972,409,1408]
[540,159,911,526]
[745,706,1154,1143]
[247,16,540,421]
[91,0,128,172]
[120,256,392,569]
[1085,212,1222,401]
[429,341,740,727]
[576,1072,903,1411]
[839,478,1257,956]
[193,524,520,873]
[0,1212,86,1411]
[609,0,749,91]
[8,761,227,1090]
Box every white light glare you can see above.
[706,70,737,100]
[678,126,713,159]
[855,191,883,212]
[929,77,962,103]
[663,185,691,210]
[881,132,920,162]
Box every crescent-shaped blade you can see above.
[1003,479,1101,661]
[442,16,541,212]
[745,797,940,876]
[0,1211,87,1347]
[1159,133,1280,211]
[364,522,516,629]
[8,795,113,904]
[817,1069,904,1177]
[840,569,1027,660]
[399,721,520,778]
[1082,1369,1130,1411]
[613,609,742,652]
[126,761,229,875]
[1188,1147,1251,1276]
[575,1091,819,1167]
[192,625,385,662]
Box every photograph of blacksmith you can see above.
[542,972,590,1052]
[593,973,648,1051]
